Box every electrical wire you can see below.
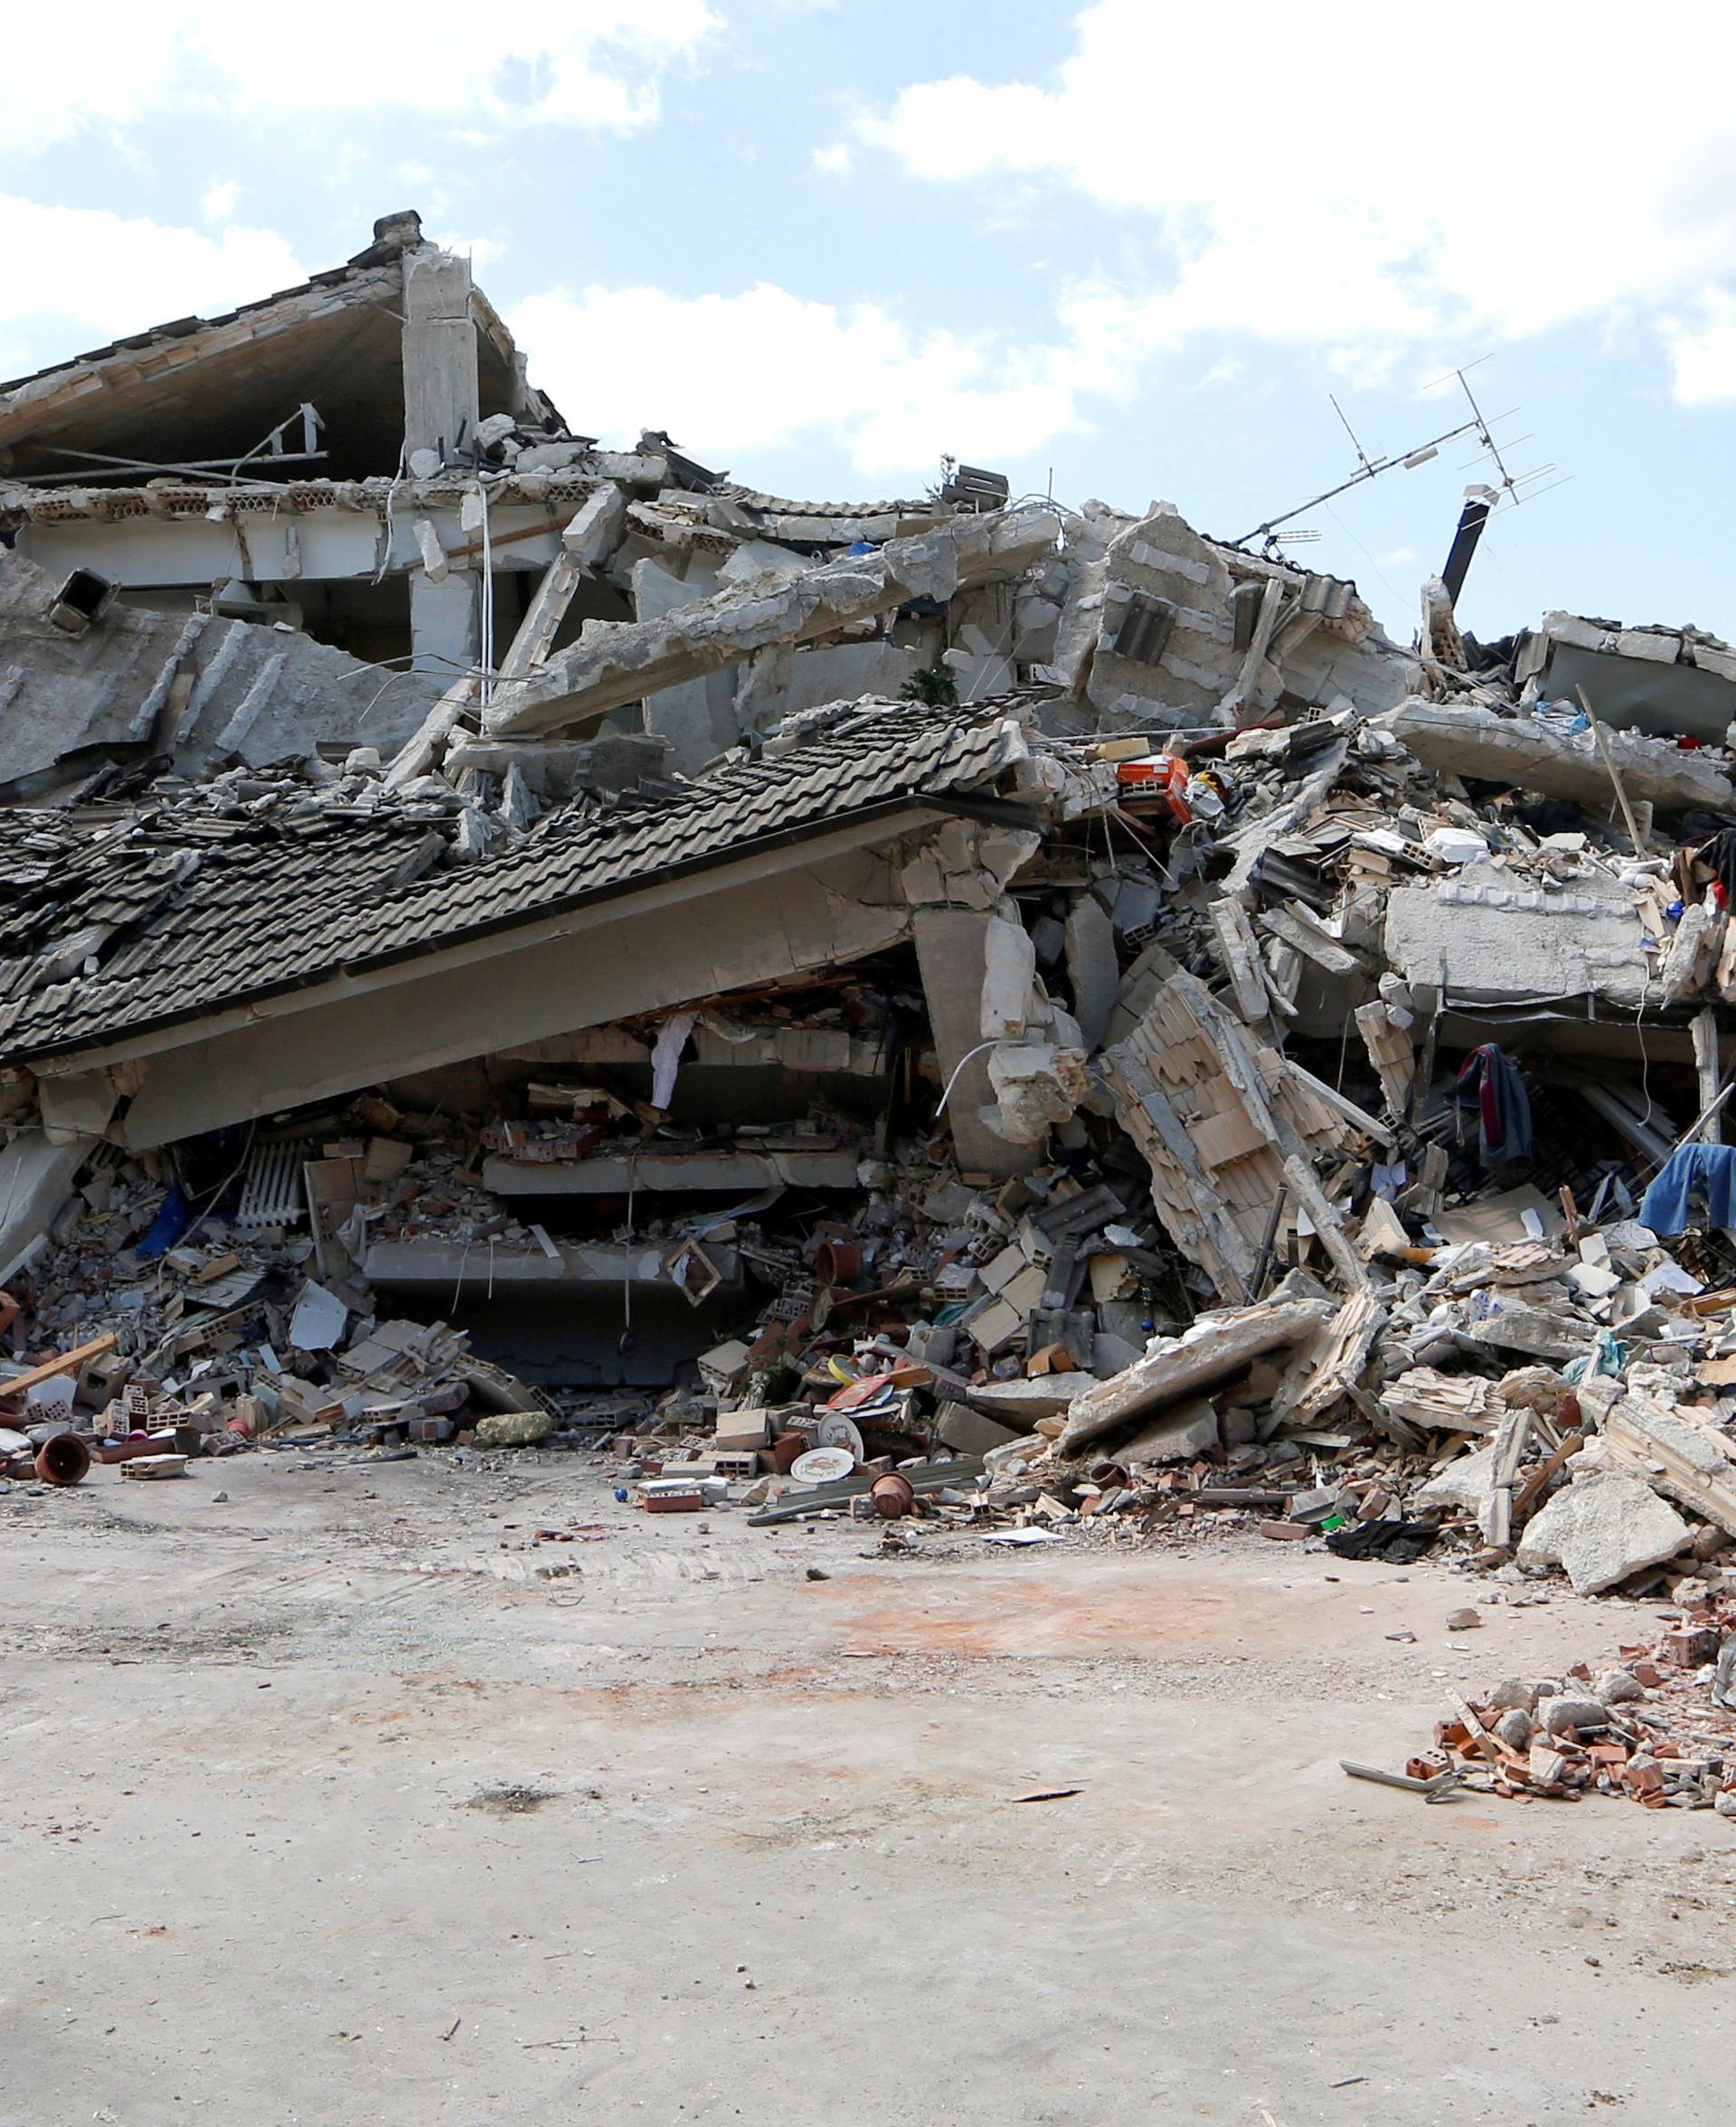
[477,477,495,716]
[935,1038,1005,1118]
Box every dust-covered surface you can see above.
[4,1454,1734,2126]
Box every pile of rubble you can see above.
[1410,1604,1736,1811]
[8,209,1736,1621]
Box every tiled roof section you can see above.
[0,258,398,400]
[0,808,432,1059]
[0,706,1021,1062]
[717,486,934,518]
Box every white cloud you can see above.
[1661,289,1736,404]
[0,3,722,153]
[856,1,1736,403]
[811,142,853,176]
[510,279,1096,478]
[443,234,505,271]
[200,179,242,225]
[0,199,305,374]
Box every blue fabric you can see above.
[1452,1045,1533,1167]
[135,1182,190,1259]
[1639,1142,1736,1234]
[1564,1331,1629,1385]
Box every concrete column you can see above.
[410,571,479,685]
[913,909,1040,1179]
[401,248,479,467]
[402,247,483,681]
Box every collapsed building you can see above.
[9,212,1736,1693]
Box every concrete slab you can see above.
[482,1149,861,1195]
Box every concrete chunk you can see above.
[934,1401,1024,1457]
[1415,1443,1501,1520]
[1515,1475,1691,1595]
[1057,1300,1333,1455]
[966,1373,1099,1424]
[1064,894,1118,1052]
[1118,1396,1219,1465]
[485,507,1058,737]
[1388,700,1735,813]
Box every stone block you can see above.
[1515,1474,1691,1595]
[1118,1395,1219,1465]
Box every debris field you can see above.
[8,210,1736,1838]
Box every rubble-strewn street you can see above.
[7,1455,1736,2125]
[9,210,1736,2122]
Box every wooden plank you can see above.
[1694,1007,1722,1145]
[1484,1405,1533,1549]
[0,1332,116,1399]
[1512,1428,1584,1528]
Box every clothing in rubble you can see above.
[1452,1045,1533,1168]
[1638,1140,1736,1234]
[1325,1519,1439,1565]
[1694,827,1736,910]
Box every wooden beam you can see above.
[0,1332,116,1400]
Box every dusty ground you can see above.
[3,1450,1731,2126]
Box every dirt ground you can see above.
[3,1449,1731,2126]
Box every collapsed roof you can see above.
[0,211,553,484]
[8,212,1736,1492]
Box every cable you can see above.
[477,477,495,717]
[935,1038,1005,1118]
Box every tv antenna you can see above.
[1231,362,1556,566]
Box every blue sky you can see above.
[5,1,1736,645]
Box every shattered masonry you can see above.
[7,209,1736,1801]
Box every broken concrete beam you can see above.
[1118,1395,1219,1464]
[1383,862,1653,1013]
[480,1149,861,1195]
[1206,897,1274,1025]
[1387,700,1735,813]
[561,483,627,569]
[1057,1299,1334,1456]
[1598,1397,1736,1537]
[1257,904,1362,978]
[483,507,1058,736]
[934,1400,1024,1456]
[1064,894,1118,1051]
[965,1374,1099,1425]
[1514,1473,1692,1595]
[401,246,480,472]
